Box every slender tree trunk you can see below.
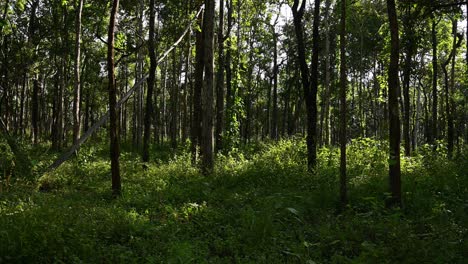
[107,0,121,196]
[170,50,178,150]
[445,20,460,159]
[386,0,401,207]
[201,0,215,173]
[191,9,204,163]
[73,0,83,144]
[271,31,279,140]
[321,0,332,146]
[292,0,311,165]
[161,61,168,142]
[32,79,39,144]
[215,0,225,151]
[431,19,438,147]
[182,34,191,143]
[339,0,347,207]
[308,0,320,170]
[224,0,234,143]
[143,0,157,162]
[402,14,413,156]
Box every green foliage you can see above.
[0,138,15,186]
[0,140,467,263]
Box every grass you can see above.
[0,138,467,263]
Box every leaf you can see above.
[286,207,299,216]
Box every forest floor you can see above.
[0,138,467,263]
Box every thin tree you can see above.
[386,0,401,207]
[73,0,84,144]
[215,0,225,152]
[291,0,319,171]
[143,0,157,162]
[431,18,439,148]
[32,79,39,144]
[441,19,461,159]
[339,0,347,207]
[201,0,215,173]
[107,0,121,196]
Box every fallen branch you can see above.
[46,5,204,173]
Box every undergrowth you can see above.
[0,138,466,263]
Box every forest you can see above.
[0,0,467,262]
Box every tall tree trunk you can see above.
[271,31,278,140]
[308,0,320,170]
[215,0,225,151]
[292,0,312,169]
[402,12,413,156]
[442,20,460,159]
[32,79,39,144]
[339,0,347,207]
[321,0,332,146]
[73,0,84,144]
[107,0,121,196]
[386,0,401,207]
[170,50,178,150]
[201,0,215,173]
[191,9,204,163]
[224,0,234,143]
[143,0,157,162]
[431,19,438,148]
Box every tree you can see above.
[191,5,204,163]
[291,0,320,171]
[201,0,215,173]
[107,0,121,196]
[215,0,225,151]
[441,19,461,159]
[339,0,348,207]
[386,0,402,207]
[143,0,157,163]
[73,0,84,144]
[430,17,439,148]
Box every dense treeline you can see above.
[1,0,468,199]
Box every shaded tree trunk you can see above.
[271,31,279,140]
[191,9,204,163]
[73,0,84,144]
[215,0,225,151]
[431,19,438,147]
[402,11,414,156]
[339,0,347,207]
[32,79,39,144]
[143,0,157,162]
[291,0,319,171]
[386,0,401,207]
[201,0,215,173]
[107,0,121,196]
[441,20,461,159]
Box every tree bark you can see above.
[215,0,225,151]
[292,0,318,171]
[386,0,402,207]
[32,79,39,144]
[73,0,84,144]
[224,0,234,143]
[107,0,121,196]
[143,0,157,162]
[339,0,347,207]
[442,20,461,159]
[201,0,215,173]
[431,19,438,148]
[309,0,320,170]
[191,8,204,163]
[271,31,278,140]
[402,9,414,156]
